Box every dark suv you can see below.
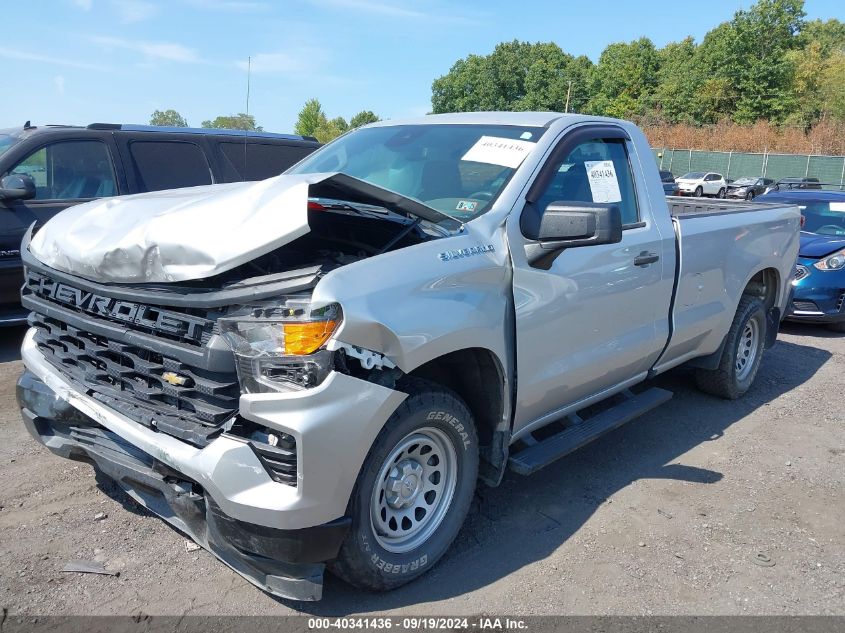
[0,123,320,323]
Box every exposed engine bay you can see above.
[203,203,439,291]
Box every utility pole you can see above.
[565,80,572,113]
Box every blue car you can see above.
[757,190,845,332]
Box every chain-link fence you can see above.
[651,148,845,186]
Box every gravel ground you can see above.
[0,323,843,616]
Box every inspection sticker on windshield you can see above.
[584,160,622,203]
[462,136,535,169]
[456,200,478,212]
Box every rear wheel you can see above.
[330,378,478,591]
[694,185,703,197]
[696,296,767,399]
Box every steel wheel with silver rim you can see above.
[735,318,760,381]
[331,378,478,592]
[695,295,766,400]
[370,427,458,553]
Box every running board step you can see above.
[508,387,673,476]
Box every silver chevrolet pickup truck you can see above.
[16,112,800,601]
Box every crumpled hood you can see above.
[29,170,451,284]
[30,173,331,283]
[799,232,845,258]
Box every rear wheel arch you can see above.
[742,267,781,310]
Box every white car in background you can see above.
[676,171,727,198]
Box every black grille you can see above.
[792,300,820,312]
[32,313,239,447]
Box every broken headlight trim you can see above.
[219,298,341,394]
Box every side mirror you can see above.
[0,174,36,201]
[523,201,623,268]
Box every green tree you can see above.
[588,37,660,117]
[295,100,379,142]
[653,38,701,123]
[313,116,349,143]
[295,98,328,137]
[149,109,188,127]
[431,41,594,114]
[697,0,805,123]
[349,110,380,129]
[801,18,845,55]
[200,113,263,131]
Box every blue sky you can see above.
[2,0,843,132]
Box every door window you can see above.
[128,141,212,192]
[531,137,640,226]
[7,140,116,200]
[219,142,313,181]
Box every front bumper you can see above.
[725,189,751,199]
[785,260,845,324]
[18,370,349,601]
[19,327,408,600]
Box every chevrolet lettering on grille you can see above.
[26,271,208,344]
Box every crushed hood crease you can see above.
[29,173,332,284]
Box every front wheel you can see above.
[746,191,755,201]
[695,296,767,399]
[717,188,726,199]
[330,378,479,591]
[694,186,703,197]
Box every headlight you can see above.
[219,298,341,393]
[814,248,845,271]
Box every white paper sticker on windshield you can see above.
[830,202,845,212]
[584,160,622,203]
[462,136,535,169]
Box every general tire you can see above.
[695,295,767,399]
[694,185,703,197]
[329,377,479,591]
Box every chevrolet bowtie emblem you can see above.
[161,371,189,387]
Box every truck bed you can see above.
[654,197,800,375]
[667,197,786,218]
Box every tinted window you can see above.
[659,170,674,182]
[220,142,313,181]
[532,137,640,226]
[128,141,211,192]
[7,140,116,200]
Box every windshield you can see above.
[287,123,546,221]
[659,170,674,181]
[798,200,845,236]
[0,134,19,159]
[733,177,757,185]
[681,172,705,179]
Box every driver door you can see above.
[507,125,674,436]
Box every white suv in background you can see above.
[676,171,727,198]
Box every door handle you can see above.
[634,252,659,267]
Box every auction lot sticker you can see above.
[462,136,536,169]
[584,159,622,203]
